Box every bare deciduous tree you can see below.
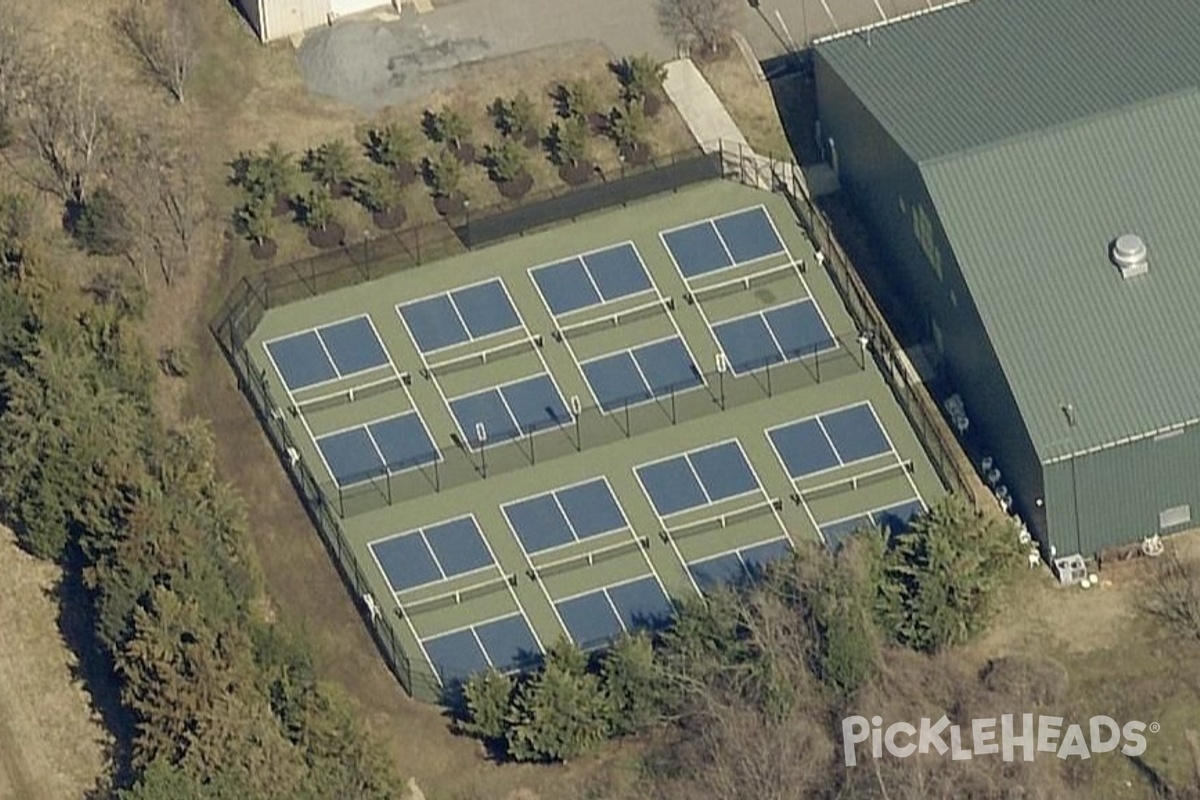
[113,0,197,104]
[657,0,740,55]
[22,67,114,205]
[114,131,206,286]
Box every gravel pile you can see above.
[297,18,491,111]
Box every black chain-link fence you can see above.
[714,140,976,504]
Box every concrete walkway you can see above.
[662,58,823,200]
[661,60,748,153]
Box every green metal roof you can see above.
[814,0,1200,163]
[816,0,1200,461]
[922,90,1200,461]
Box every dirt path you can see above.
[0,528,108,800]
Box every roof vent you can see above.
[1111,234,1148,279]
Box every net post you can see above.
[670,386,677,424]
[767,360,773,397]
[815,342,822,382]
[570,395,582,451]
[433,458,441,492]
[624,399,631,438]
[337,484,345,519]
[386,471,393,506]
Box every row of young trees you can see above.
[226,55,669,258]
[0,193,401,797]
[455,495,1022,768]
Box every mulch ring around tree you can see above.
[520,129,540,149]
[307,222,345,249]
[496,172,534,200]
[372,206,407,230]
[450,142,476,165]
[558,162,594,186]
[643,92,663,118]
[271,195,292,217]
[330,180,355,199]
[249,238,278,260]
[619,143,651,167]
[586,111,608,135]
[433,192,468,217]
[393,162,419,187]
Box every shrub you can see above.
[484,138,528,182]
[556,79,598,120]
[74,187,134,256]
[230,142,295,204]
[355,167,404,213]
[609,101,648,151]
[296,185,335,231]
[615,54,667,101]
[600,633,669,736]
[427,149,463,196]
[549,116,590,166]
[504,641,610,763]
[459,669,515,746]
[301,139,355,189]
[236,195,275,244]
[428,108,471,149]
[360,122,415,169]
[490,91,539,138]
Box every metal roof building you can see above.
[812,0,1200,559]
[234,0,396,42]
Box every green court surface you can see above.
[245,180,945,697]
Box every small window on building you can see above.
[1159,504,1191,531]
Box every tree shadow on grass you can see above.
[52,547,137,797]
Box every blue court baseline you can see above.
[767,402,893,481]
[421,612,542,687]
[819,498,926,550]
[502,477,630,556]
[530,242,654,316]
[580,336,703,412]
[398,279,522,355]
[449,373,570,449]
[316,410,439,488]
[265,315,390,392]
[711,299,836,375]
[555,575,674,651]
[687,537,793,592]
[661,206,786,281]
[370,515,495,594]
[635,439,760,518]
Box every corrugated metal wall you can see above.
[813,51,1045,545]
[1044,422,1200,557]
[261,0,332,41]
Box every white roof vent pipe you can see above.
[1111,234,1148,279]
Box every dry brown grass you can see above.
[0,527,109,800]
[696,53,792,157]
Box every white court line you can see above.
[763,423,828,545]
[867,403,929,509]
[469,627,495,668]
[759,206,843,359]
[417,528,449,581]
[261,341,341,490]
[815,416,845,464]
[873,0,888,22]
[687,534,792,576]
[368,514,500,597]
[602,589,629,634]
[503,501,574,644]
[818,0,839,29]
[262,311,388,393]
[502,477,632,560]
[818,496,925,531]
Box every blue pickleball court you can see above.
[397,279,523,354]
[264,315,390,392]
[530,242,654,316]
[448,373,570,449]
[819,498,925,550]
[370,515,496,594]
[635,439,761,518]
[420,612,542,687]
[686,537,793,592]
[711,299,837,375]
[661,206,786,280]
[502,477,631,555]
[767,401,894,481]
[554,575,674,650]
[315,410,439,487]
[580,335,703,412]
